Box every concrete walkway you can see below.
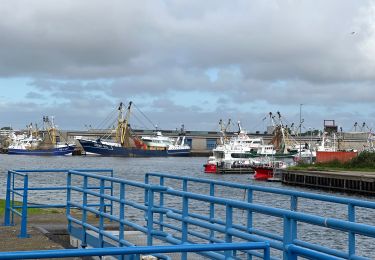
[0,211,66,250]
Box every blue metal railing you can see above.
[3,169,375,259]
[66,169,273,259]
[66,170,167,251]
[3,169,114,238]
[0,242,271,259]
[145,172,375,260]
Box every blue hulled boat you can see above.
[76,102,191,157]
[77,138,190,157]
[7,116,76,156]
[8,145,76,156]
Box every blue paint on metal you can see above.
[3,169,375,259]
[145,172,375,209]
[0,242,270,259]
[19,173,29,238]
[145,172,375,260]
[3,169,113,238]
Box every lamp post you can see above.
[309,127,313,163]
[299,104,303,161]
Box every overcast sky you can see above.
[1,0,375,133]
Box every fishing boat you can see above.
[251,159,288,181]
[204,121,261,173]
[76,102,191,157]
[8,117,76,156]
[141,130,173,148]
[249,112,299,158]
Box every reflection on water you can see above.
[0,154,374,258]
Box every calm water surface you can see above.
[0,154,374,258]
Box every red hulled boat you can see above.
[252,160,286,181]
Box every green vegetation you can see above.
[291,151,375,172]
[0,199,60,216]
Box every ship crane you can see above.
[116,101,133,147]
[219,119,231,144]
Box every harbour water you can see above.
[0,154,374,258]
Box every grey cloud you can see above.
[0,0,373,83]
[25,91,45,99]
[1,1,375,130]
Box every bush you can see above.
[347,151,375,168]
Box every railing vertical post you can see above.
[209,183,215,243]
[290,195,298,240]
[225,205,233,259]
[110,170,114,217]
[81,176,88,248]
[182,175,188,259]
[11,171,15,225]
[348,204,356,258]
[119,183,125,260]
[19,174,29,238]
[66,171,72,234]
[119,183,125,247]
[159,176,164,232]
[4,170,12,226]
[146,187,154,246]
[247,188,253,260]
[264,242,271,260]
[181,194,189,260]
[99,179,105,248]
[182,179,188,192]
[283,216,296,260]
[144,174,149,207]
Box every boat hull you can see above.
[8,145,76,156]
[204,163,217,173]
[78,139,190,157]
[252,166,274,180]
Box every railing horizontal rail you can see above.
[0,242,270,259]
[4,168,115,238]
[69,170,167,191]
[68,202,148,233]
[9,189,24,197]
[9,208,22,217]
[293,239,366,260]
[15,187,67,191]
[14,169,113,173]
[7,169,374,260]
[8,171,27,177]
[287,244,358,260]
[163,188,375,237]
[146,172,375,209]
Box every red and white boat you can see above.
[204,157,218,173]
[204,121,263,174]
[251,160,287,181]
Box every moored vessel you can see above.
[7,116,75,156]
[76,102,191,157]
[251,159,287,181]
[203,121,260,173]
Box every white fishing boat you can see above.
[8,117,76,156]
[76,102,191,157]
[141,130,174,148]
[204,121,262,173]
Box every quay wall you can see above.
[282,170,375,195]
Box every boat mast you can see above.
[276,112,288,154]
[219,119,231,145]
[237,121,242,134]
[116,101,132,147]
[44,116,56,144]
